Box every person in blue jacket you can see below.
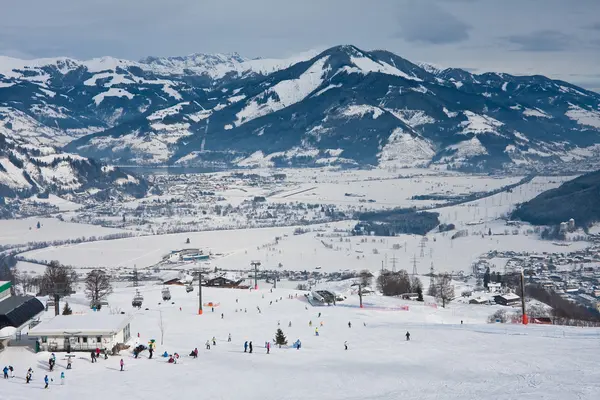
[2,366,8,379]
[44,375,49,389]
[244,341,248,353]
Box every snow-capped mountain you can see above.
[0,129,149,203]
[2,45,600,172]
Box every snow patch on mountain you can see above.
[565,105,600,128]
[459,111,503,135]
[147,102,189,121]
[443,107,458,118]
[387,109,435,127]
[445,137,488,160]
[523,108,551,118]
[350,56,422,81]
[84,71,135,87]
[378,128,435,168]
[235,56,331,126]
[93,88,134,106]
[341,105,384,119]
[313,84,342,97]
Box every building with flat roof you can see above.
[29,314,132,353]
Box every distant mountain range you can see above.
[1,45,600,172]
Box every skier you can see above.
[318,312,321,318]
[315,327,319,336]
[149,346,154,359]
[309,320,312,327]
[245,308,247,313]
[288,321,292,328]
[9,365,13,378]
[26,369,32,384]
[3,366,8,379]
[406,331,411,341]
[67,357,72,369]
[277,320,280,326]
[266,342,271,354]
[461,320,463,325]
[60,371,65,385]
[348,321,352,328]
[221,313,224,319]
[44,375,49,389]
[249,341,253,353]
[211,307,214,312]
[206,340,211,350]
[212,337,217,346]
[194,348,198,358]
[344,341,348,350]
[91,350,97,363]
[96,347,101,358]
[228,333,232,342]
[244,341,248,353]
[120,359,124,371]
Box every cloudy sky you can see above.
[2,0,600,91]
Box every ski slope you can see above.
[1,283,599,400]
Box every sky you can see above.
[1,0,600,91]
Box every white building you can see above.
[29,314,132,352]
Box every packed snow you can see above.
[459,111,504,135]
[1,280,599,400]
[565,105,600,128]
[349,56,422,81]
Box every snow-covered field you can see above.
[1,283,599,400]
[0,217,127,246]
[17,176,584,275]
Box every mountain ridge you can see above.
[2,45,600,172]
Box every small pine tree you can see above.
[416,286,424,302]
[275,328,287,346]
[62,302,73,315]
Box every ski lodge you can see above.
[29,314,132,353]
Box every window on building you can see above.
[97,337,102,343]
[41,337,47,343]
[82,337,88,343]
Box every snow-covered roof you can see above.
[496,293,520,301]
[29,314,132,337]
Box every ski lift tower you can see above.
[196,263,203,315]
[251,261,261,290]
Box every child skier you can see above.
[60,372,65,385]
[228,333,232,342]
[3,366,8,379]
[406,331,411,341]
[26,369,32,384]
[266,342,271,354]
[344,341,348,350]
[212,337,216,346]
[206,340,211,350]
[120,359,124,371]
[44,375,49,388]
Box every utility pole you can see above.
[251,261,261,290]
[358,283,363,308]
[411,255,419,276]
[391,255,398,272]
[133,266,139,288]
[197,266,203,315]
[419,238,426,258]
[520,269,527,325]
[429,262,435,289]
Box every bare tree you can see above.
[84,269,113,309]
[358,269,373,288]
[41,261,77,315]
[377,269,412,296]
[435,273,455,308]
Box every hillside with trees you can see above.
[511,170,600,227]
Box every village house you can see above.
[493,293,521,307]
[29,314,132,353]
